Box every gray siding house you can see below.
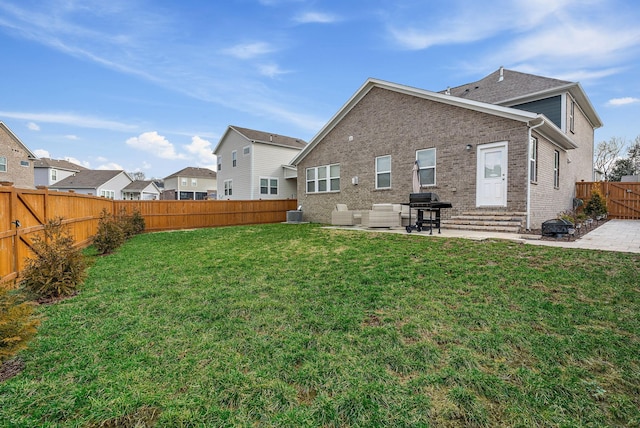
[34,158,88,187]
[49,170,133,199]
[213,125,306,200]
[291,68,602,230]
[0,122,37,189]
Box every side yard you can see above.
[1,223,639,427]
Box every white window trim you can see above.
[259,177,279,195]
[554,150,560,189]
[529,137,538,183]
[243,146,250,156]
[217,156,222,171]
[51,169,57,181]
[232,150,237,167]
[0,156,6,173]
[181,178,187,186]
[375,155,391,189]
[416,148,436,187]
[191,178,197,187]
[306,164,340,194]
[224,179,233,196]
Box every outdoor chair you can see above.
[331,204,362,226]
[361,204,402,228]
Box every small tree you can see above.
[0,281,40,364]
[584,185,608,218]
[20,218,87,299]
[93,209,125,255]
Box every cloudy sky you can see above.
[1,0,639,178]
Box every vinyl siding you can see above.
[252,143,299,199]
[512,95,562,128]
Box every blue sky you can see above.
[1,0,639,179]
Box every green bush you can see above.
[584,187,608,218]
[117,208,145,240]
[20,218,87,299]
[93,209,125,255]
[0,282,40,364]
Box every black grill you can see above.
[406,193,452,234]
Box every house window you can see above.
[529,137,538,182]
[100,189,115,199]
[224,179,233,196]
[20,160,29,167]
[232,151,237,167]
[191,179,197,187]
[0,156,6,172]
[375,155,391,189]
[181,178,187,186]
[554,150,560,188]
[416,148,436,186]
[217,156,222,171]
[569,100,575,133]
[260,177,278,195]
[306,164,340,193]
[51,169,57,181]
[243,146,250,156]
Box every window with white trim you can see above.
[217,156,222,171]
[243,146,250,156]
[260,177,278,195]
[100,189,115,199]
[554,150,560,188]
[224,179,233,196]
[529,137,538,182]
[51,169,57,181]
[306,164,340,193]
[416,148,436,186]
[375,155,391,189]
[181,178,187,186]
[20,160,29,167]
[0,156,6,172]
[569,100,575,133]
[191,178,197,187]
[232,150,237,167]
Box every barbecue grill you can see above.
[405,192,452,234]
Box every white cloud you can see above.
[27,122,40,131]
[0,110,137,131]
[258,63,291,78]
[126,131,187,160]
[607,97,640,106]
[222,42,275,59]
[65,134,79,140]
[34,149,50,158]
[65,156,91,168]
[96,162,123,170]
[293,12,339,24]
[184,136,217,170]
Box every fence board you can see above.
[0,184,297,281]
[575,182,640,219]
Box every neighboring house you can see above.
[162,167,217,200]
[122,180,161,200]
[49,170,133,200]
[0,121,37,188]
[213,125,306,200]
[33,158,88,187]
[291,68,602,230]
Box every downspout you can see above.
[526,118,545,231]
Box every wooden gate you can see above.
[575,182,640,219]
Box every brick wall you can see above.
[0,127,34,189]
[297,87,531,224]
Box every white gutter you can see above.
[526,118,545,230]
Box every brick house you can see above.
[0,122,37,189]
[290,68,602,230]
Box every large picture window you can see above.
[375,155,391,189]
[306,164,340,193]
[530,137,538,182]
[260,177,278,195]
[416,148,436,186]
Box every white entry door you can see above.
[476,142,508,207]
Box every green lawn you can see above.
[1,223,639,427]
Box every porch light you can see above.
[465,144,473,151]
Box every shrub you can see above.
[93,209,125,255]
[584,185,608,218]
[0,281,40,364]
[20,218,87,299]
[117,208,145,240]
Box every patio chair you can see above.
[361,204,402,228]
[331,204,362,226]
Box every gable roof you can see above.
[214,125,306,154]
[0,121,38,159]
[33,157,88,172]
[444,68,602,128]
[164,167,217,180]
[291,77,576,165]
[123,180,160,192]
[50,170,126,189]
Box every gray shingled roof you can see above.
[50,170,124,189]
[444,68,573,104]
[123,180,156,191]
[33,157,88,172]
[164,167,217,180]
[230,125,307,149]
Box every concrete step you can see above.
[445,219,522,227]
[442,222,522,233]
[462,211,527,216]
[451,215,524,222]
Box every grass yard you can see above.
[1,223,639,427]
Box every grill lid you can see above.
[410,192,439,203]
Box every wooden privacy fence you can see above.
[575,182,640,219]
[0,185,298,282]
